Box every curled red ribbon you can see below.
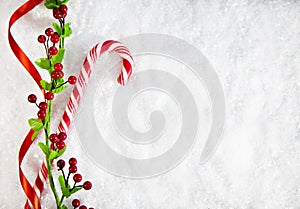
[8,0,44,208]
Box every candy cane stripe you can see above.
[58,124,64,133]
[62,112,71,127]
[100,40,117,53]
[72,86,81,103]
[83,58,91,75]
[78,71,86,87]
[70,93,79,109]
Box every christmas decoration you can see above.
[8,0,134,208]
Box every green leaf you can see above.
[57,146,66,158]
[64,186,72,197]
[52,85,67,94]
[31,130,40,140]
[58,175,65,188]
[48,146,66,160]
[35,58,50,70]
[52,22,62,36]
[58,0,69,6]
[28,118,43,131]
[58,175,71,197]
[61,23,72,38]
[59,205,68,209]
[55,77,64,85]
[70,187,82,195]
[38,142,50,157]
[44,0,69,9]
[52,48,65,64]
[44,2,58,9]
[48,150,58,160]
[44,0,59,9]
[40,80,52,91]
[44,108,51,124]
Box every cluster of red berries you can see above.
[49,132,67,150]
[51,63,64,80]
[27,91,56,119]
[38,27,60,57]
[71,199,94,209]
[51,62,77,85]
[37,27,77,83]
[53,4,68,19]
[57,158,92,190]
[28,94,51,120]
[57,158,93,208]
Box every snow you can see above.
[1,0,300,208]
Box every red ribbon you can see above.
[8,0,44,208]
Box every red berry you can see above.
[73,173,82,183]
[59,71,64,78]
[37,110,46,119]
[45,28,54,36]
[49,46,58,55]
[72,199,80,208]
[58,132,67,141]
[83,181,92,190]
[59,4,68,13]
[69,165,77,173]
[54,63,63,71]
[50,33,60,43]
[69,157,77,166]
[79,206,87,209]
[57,159,65,169]
[39,102,48,110]
[68,76,77,85]
[38,35,46,43]
[51,71,60,80]
[56,141,65,150]
[53,8,63,19]
[62,12,67,18]
[49,133,58,142]
[28,94,37,103]
[45,92,54,100]
[50,143,55,150]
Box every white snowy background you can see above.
[1,0,300,208]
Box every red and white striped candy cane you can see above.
[58,40,134,131]
[25,40,134,209]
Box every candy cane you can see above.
[27,40,134,208]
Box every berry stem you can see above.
[58,19,63,48]
[70,183,80,192]
[58,194,65,207]
[66,171,71,187]
[44,4,68,206]
[44,99,60,207]
[55,81,68,89]
[62,18,65,48]
[43,43,48,57]
[46,36,50,59]
[53,79,57,89]
[73,185,83,188]
[46,155,60,207]
[72,182,76,189]
[61,168,66,180]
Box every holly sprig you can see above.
[27,1,93,208]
